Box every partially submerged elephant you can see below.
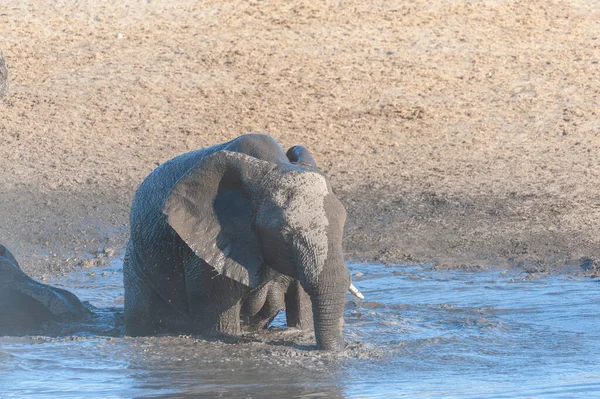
[0,245,90,335]
[124,134,362,350]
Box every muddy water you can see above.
[1,262,599,398]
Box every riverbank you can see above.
[1,0,599,277]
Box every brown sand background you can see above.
[1,0,599,277]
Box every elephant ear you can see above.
[286,145,318,168]
[163,151,277,288]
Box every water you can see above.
[1,262,599,398]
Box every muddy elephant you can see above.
[124,134,361,350]
[0,48,7,99]
[0,245,90,335]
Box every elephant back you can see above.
[223,134,289,165]
[0,246,90,335]
[130,147,215,244]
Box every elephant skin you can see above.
[0,48,7,99]
[0,245,91,335]
[124,134,351,350]
[240,266,314,332]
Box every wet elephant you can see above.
[240,265,314,332]
[0,245,90,335]
[124,134,361,350]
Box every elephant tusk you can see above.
[349,283,365,300]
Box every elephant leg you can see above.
[212,274,247,336]
[241,268,296,331]
[124,244,193,336]
[185,262,246,336]
[124,246,160,335]
[255,286,285,328]
[241,280,286,331]
[241,284,268,330]
[214,294,242,336]
[285,279,314,332]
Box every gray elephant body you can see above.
[0,245,90,335]
[124,134,349,350]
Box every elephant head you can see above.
[163,148,351,350]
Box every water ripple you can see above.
[0,262,598,398]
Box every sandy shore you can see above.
[1,0,599,277]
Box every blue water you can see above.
[342,264,600,397]
[0,262,599,398]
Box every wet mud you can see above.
[1,262,599,398]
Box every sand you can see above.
[0,0,599,277]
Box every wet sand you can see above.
[1,0,600,276]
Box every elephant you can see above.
[0,245,91,335]
[124,134,363,350]
[0,48,7,99]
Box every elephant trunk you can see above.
[312,291,346,351]
[302,251,349,351]
[288,191,350,351]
